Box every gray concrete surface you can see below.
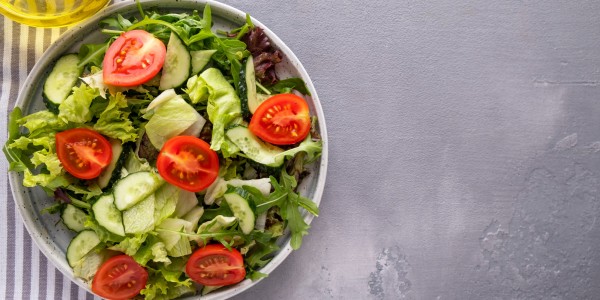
[228,0,600,299]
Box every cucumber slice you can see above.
[66,230,101,267]
[92,194,125,236]
[239,56,254,119]
[61,204,87,232]
[243,56,260,115]
[223,191,255,234]
[191,49,216,74]
[159,32,190,90]
[225,126,284,167]
[123,194,156,235]
[113,171,163,211]
[96,139,126,190]
[43,54,83,113]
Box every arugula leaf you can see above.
[280,192,309,250]
[268,78,311,95]
[100,13,133,31]
[239,170,318,250]
[187,4,216,45]
[155,221,240,249]
[77,43,107,69]
[244,231,278,268]
[199,201,234,223]
[233,14,255,40]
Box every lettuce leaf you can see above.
[144,92,206,149]
[275,134,322,164]
[17,110,68,138]
[7,110,71,189]
[58,84,99,124]
[140,261,195,300]
[184,75,209,104]
[156,218,193,257]
[93,92,138,143]
[131,235,171,266]
[108,233,148,255]
[200,68,242,151]
[154,184,179,226]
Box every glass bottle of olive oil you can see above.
[0,0,110,28]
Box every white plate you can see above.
[8,0,328,298]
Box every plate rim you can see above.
[8,0,329,299]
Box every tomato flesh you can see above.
[55,128,112,180]
[156,136,219,192]
[92,255,148,300]
[103,30,166,87]
[249,93,311,145]
[186,244,246,286]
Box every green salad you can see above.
[4,3,322,299]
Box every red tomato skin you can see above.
[103,30,166,87]
[248,93,311,145]
[92,255,148,300]
[55,128,112,180]
[156,136,219,192]
[186,244,246,286]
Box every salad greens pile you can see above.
[4,3,322,299]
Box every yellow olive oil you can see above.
[0,0,110,27]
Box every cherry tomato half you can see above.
[156,136,219,192]
[103,30,166,87]
[55,128,112,180]
[249,93,311,145]
[92,255,148,300]
[186,244,246,286]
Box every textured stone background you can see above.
[227,0,600,299]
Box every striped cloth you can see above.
[0,6,109,300]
